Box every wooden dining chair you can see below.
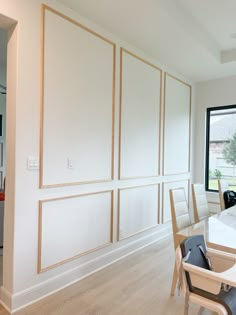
[218,179,230,211]
[192,183,210,223]
[169,187,192,295]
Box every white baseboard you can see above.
[0,224,171,313]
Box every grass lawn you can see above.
[209,179,236,191]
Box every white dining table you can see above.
[177,205,236,254]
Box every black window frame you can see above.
[205,104,236,192]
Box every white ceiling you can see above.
[56,0,236,82]
[178,0,236,50]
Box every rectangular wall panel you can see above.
[162,179,189,224]
[163,73,191,175]
[119,49,162,179]
[118,184,159,240]
[38,191,113,272]
[40,6,115,187]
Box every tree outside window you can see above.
[206,105,236,191]
[223,131,236,180]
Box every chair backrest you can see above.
[180,235,211,292]
[218,179,230,211]
[169,187,191,248]
[192,183,209,223]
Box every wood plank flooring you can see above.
[0,236,213,315]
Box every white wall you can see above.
[0,0,194,312]
[194,75,236,206]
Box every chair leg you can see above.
[184,301,189,315]
[170,263,178,296]
[197,306,204,315]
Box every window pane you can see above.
[207,106,236,191]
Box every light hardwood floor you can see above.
[0,236,212,315]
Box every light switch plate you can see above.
[27,156,39,170]
[67,158,74,169]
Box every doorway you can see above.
[0,12,17,297]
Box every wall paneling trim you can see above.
[163,73,191,176]
[38,190,113,272]
[40,5,116,188]
[119,48,162,179]
[118,184,160,240]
